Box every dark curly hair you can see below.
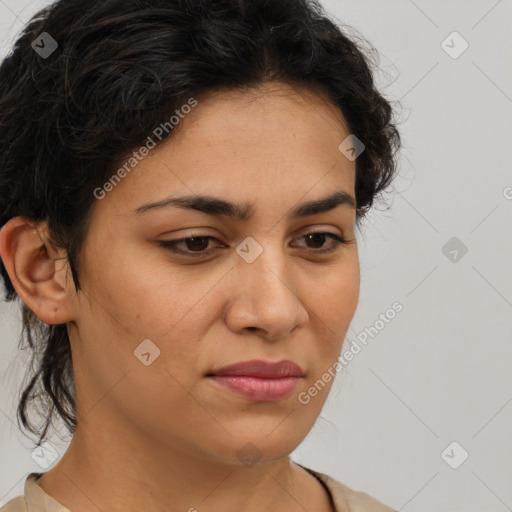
[0,0,401,446]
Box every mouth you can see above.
[206,359,304,402]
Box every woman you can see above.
[0,0,401,510]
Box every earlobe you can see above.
[0,217,76,325]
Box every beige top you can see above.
[1,466,396,512]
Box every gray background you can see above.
[1,0,511,510]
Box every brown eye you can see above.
[304,232,328,249]
[158,236,222,257]
[293,232,347,254]
[158,232,347,259]
[183,237,210,251]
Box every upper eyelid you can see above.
[162,224,345,239]
[159,230,346,254]
[164,228,343,244]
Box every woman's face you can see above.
[68,82,360,464]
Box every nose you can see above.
[223,244,309,341]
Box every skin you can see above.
[0,82,360,512]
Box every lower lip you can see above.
[208,376,302,401]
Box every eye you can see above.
[157,236,222,257]
[292,231,348,254]
[157,232,348,258]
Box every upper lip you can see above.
[207,359,304,378]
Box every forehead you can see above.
[183,82,351,147]
[96,83,356,217]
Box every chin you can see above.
[197,427,304,467]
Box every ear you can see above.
[0,217,76,325]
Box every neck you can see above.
[36,417,326,512]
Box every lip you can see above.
[208,359,304,378]
[206,359,304,402]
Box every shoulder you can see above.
[0,496,27,512]
[298,464,397,512]
[0,473,47,512]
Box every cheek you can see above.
[80,245,203,339]
[304,262,360,372]
[310,259,360,328]
[295,269,359,413]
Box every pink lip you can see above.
[207,359,304,402]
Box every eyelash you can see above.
[157,232,348,258]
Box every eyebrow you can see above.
[134,190,356,220]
